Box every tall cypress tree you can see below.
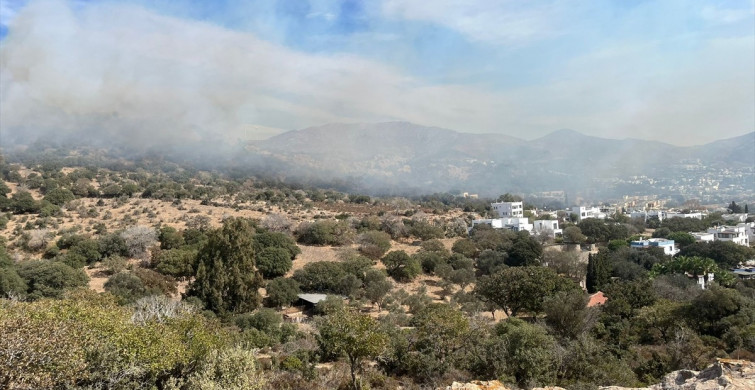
[188,218,262,315]
[586,252,610,293]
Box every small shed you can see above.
[296,293,330,309]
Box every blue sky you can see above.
[0,0,753,145]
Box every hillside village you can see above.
[0,156,753,390]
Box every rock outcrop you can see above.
[441,360,754,390]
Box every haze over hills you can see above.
[246,122,755,199]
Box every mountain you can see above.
[243,122,755,199]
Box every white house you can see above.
[572,206,606,221]
[533,220,562,237]
[690,232,715,243]
[630,238,679,256]
[666,211,704,220]
[708,225,750,247]
[471,217,533,232]
[740,222,755,245]
[491,201,524,218]
[722,214,748,223]
[629,209,666,221]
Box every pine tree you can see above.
[188,218,262,315]
[745,204,749,214]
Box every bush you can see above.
[120,225,157,259]
[358,230,392,260]
[235,308,282,333]
[134,268,177,296]
[17,260,89,300]
[178,346,266,390]
[69,238,103,264]
[0,291,228,390]
[253,231,300,259]
[381,250,421,282]
[414,251,447,274]
[256,247,293,279]
[43,187,75,206]
[105,272,150,304]
[452,238,478,258]
[153,249,197,278]
[98,233,128,258]
[0,266,27,298]
[409,221,445,240]
[296,220,354,246]
[101,255,128,275]
[266,277,300,307]
[159,225,185,250]
[293,261,348,294]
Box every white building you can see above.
[533,220,562,237]
[630,238,680,256]
[572,206,606,221]
[666,211,704,220]
[629,209,666,221]
[708,225,750,246]
[690,232,715,243]
[471,217,533,232]
[722,214,748,223]
[491,201,524,218]
[740,222,755,245]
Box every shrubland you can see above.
[0,151,753,389]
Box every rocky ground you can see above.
[442,359,755,390]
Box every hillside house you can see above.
[491,201,524,218]
[707,225,749,247]
[630,238,679,256]
[533,220,562,237]
[572,206,606,221]
[471,217,533,232]
[690,232,715,243]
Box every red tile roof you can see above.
[588,291,607,307]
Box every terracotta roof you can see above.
[587,291,607,307]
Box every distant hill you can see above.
[242,122,754,198]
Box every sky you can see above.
[0,0,753,147]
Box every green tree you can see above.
[666,232,696,248]
[728,201,743,214]
[505,231,543,266]
[489,318,558,387]
[452,238,479,258]
[292,261,348,294]
[563,226,587,244]
[11,190,39,214]
[364,269,392,309]
[409,221,445,240]
[17,260,89,300]
[475,266,577,317]
[265,277,300,308]
[158,226,185,250]
[407,303,470,380]
[188,218,263,316]
[381,250,421,282]
[357,230,392,259]
[586,252,610,293]
[152,249,197,278]
[255,247,293,279]
[252,231,300,259]
[317,307,388,390]
[0,267,27,298]
[43,187,75,206]
[544,290,597,339]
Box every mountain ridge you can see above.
[243,122,754,198]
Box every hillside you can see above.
[246,122,755,199]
